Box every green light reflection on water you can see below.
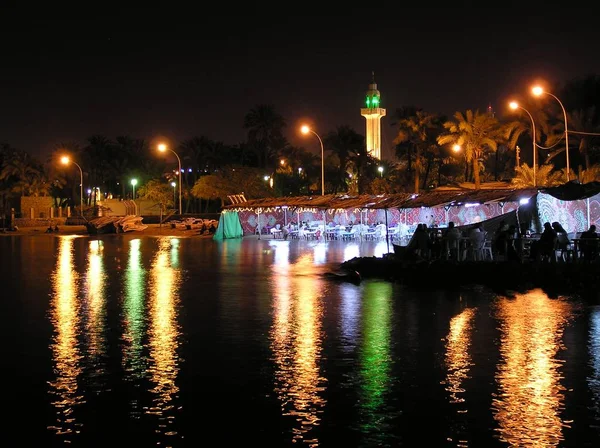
[359,281,392,436]
[122,238,146,381]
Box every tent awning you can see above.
[222,187,539,211]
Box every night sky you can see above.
[1,4,599,161]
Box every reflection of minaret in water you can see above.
[360,71,386,160]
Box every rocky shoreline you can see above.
[341,255,600,297]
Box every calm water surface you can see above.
[2,235,600,447]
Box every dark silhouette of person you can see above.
[580,224,599,262]
[505,225,520,261]
[538,222,557,262]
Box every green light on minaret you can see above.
[365,94,380,108]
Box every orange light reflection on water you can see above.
[146,238,182,440]
[84,240,106,363]
[271,254,326,447]
[48,236,83,440]
[445,307,476,407]
[492,289,572,447]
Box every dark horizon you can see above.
[1,5,599,161]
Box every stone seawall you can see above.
[14,217,67,228]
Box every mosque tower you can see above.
[360,72,386,160]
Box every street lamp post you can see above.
[131,178,138,200]
[158,143,182,215]
[378,166,384,178]
[509,101,537,186]
[171,181,176,206]
[300,125,325,196]
[60,156,84,219]
[532,86,570,181]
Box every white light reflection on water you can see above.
[48,236,84,441]
[84,239,107,380]
[344,243,360,261]
[270,253,326,447]
[146,237,183,441]
[269,240,290,266]
[312,242,327,264]
[492,289,572,447]
[340,283,361,353]
[122,239,147,395]
[589,306,600,424]
[373,240,391,258]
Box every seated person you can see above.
[445,221,461,261]
[505,225,520,261]
[406,223,430,260]
[552,222,570,250]
[494,222,510,257]
[580,224,599,261]
[468,223,486,260]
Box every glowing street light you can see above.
[171,181,176,206]
[131,178,138,200]
[378,166,384,177]
[157,143,182,215]
[509,101,537,186]
[60,156,84,218]
[300,125,325,195]
[452,144,461,153]
[532,85,570,181]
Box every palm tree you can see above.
[392,106,420,176]
[243,104,287,169]
[577,164,600,183]
[511,163,564,188]
[82,135,113,204]
[0,149,44,197]
[394,108,443,193]
[347,148,378,195]
[323,126,364,193]
[569,106,600,170]
[437,110,501,189]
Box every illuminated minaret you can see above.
[360,72,386,160]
